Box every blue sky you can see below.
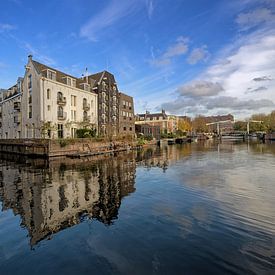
[0,0,275,118]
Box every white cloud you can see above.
[150,37,189,67]
[80,0,142,41]
[160,29,275,117]
[236,8,275,31]
[187,45,209,65]
[0,23,16,33]
[22,42,56,66]
[146,0,154,19]
[177,81,223,98]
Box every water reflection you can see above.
[0,141,275,274]
[0,152,138,246]
[0,146,187,247]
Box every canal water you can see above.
[0,141,274,274]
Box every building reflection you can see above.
[0,152,137,247]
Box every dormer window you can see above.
[80,83,90,92]
[62,76,75,87]
[43,69,56,81]
[72,79,76,87]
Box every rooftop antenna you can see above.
[85,67,88,83]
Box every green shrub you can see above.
[76,128,96,138]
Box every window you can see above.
[67,77,71,86]
[28,74,32,89]
[71,110,73,120]
[71,128,76,138]
[72,79,76,87]
[57,92,63,101]
[29,106,32,118]
[57,124,64,138]
[47,89,51,99]
[58,106,63,117]
[83,111,88,120]
[47,105,50,111]
[123,127,126,131]
[71,95,76,106]
[47,70,56,81]
[130,127,132,131]
[83,98,87,108]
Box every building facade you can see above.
[0,55,135,139]
[0,79,23,139]
[135,124,161,140]
[87,71,119,137]
[118,92,135,137]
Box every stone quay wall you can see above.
[0,138,139,157]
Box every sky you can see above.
[0,0,275,119]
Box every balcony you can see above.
[57,96,66,105]
[83,102,90,111]
[14,102,21,110]
[57,111,67,120]
[83,115,91,122]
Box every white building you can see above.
[0,55,98,139]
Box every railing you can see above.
[83,115,91,122]
[57,97,66,105]
[57,111,67,120]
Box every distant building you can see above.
[135,124,161,140]
[136,110,174,133]
[0,79,23,139]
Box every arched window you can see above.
[57,91,63,101]
[83,98,87,105]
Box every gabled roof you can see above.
[32,60,97,92]
[31,59,118,93]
